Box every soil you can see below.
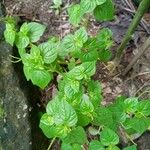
[3,0,150,149]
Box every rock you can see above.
[0,1,48,149]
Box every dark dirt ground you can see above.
[3,0,150,149]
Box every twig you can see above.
[126,71,150,81]
[138,90,150,98]
[47,137,56,150]
[123,37,150,75]
[134,80,150,96]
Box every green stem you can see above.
[114,0,150,65]
[47,137,56,150]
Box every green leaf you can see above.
[67,65,85,80]
[107,146,120,150]
[30,69,52,89]
[39,113,58,138]
[68,4,83,26]
[80,0,96,13]
[108,96,127,124]
[80,0,107,13]
[95,0,107,5]
[99,50,112,62]
[94,0,115,21]
[67,61,96,81]
[61,143,82,150]
[87,80,102,108]
[123,117,150,134]
[76,112,91,126]
[20,22,29,34]
[79,94,94,115]
[30,44,41,57]
[39,41,58,64]
[136,100,150,116]
[61,143,72,150]
[124,97,139,113]
[100,127,119,146]
[28,22,46,42]
[97,28,113,50]
[15,32,29,49]
[123,145,137,150]
[80,50,99,62]
[74,27,88,44]
[4,23,16,46]
[92,106,115,130]
[63,126,87,145]
[61,27,88,56]
[89,140,105,150]
[64,79,80,98]
[82,61,96,78]
[46,99,78,127]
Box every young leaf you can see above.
[61,27,88,56]
[136,100,150,116]
[123,145,137,150]
[15,32,29,49]
[46,99,78,127]
[79,94,94,115]
[89,140,105,150]
[20,22,29,34]
[94,0,115,21]
[30,44,41,57]
[68,4,83,26]
[4,23,16,46]
[67,61,96,80]
[97,28,113,50]
[63,126,87,145]
[39,41,58,64]
[123,117,150,134]
[28,22,46,42]
[100,127,119,146]
[30,69,52,89]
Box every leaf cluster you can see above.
[68,0,115,26]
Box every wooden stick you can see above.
[123,37,150,75]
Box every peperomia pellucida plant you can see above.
[3,0,150,149]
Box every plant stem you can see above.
[47,137,56,150]
[123,36,150,75]
[114,0,150,65]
